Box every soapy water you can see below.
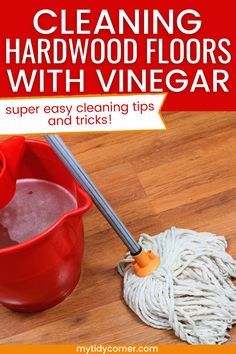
[0,179,77,248]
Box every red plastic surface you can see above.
[0,136,26,208]
[0,139,92,312]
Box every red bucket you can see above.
[0,138,92,312]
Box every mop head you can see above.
[118,227,236,344]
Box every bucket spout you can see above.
[0,136,26,208]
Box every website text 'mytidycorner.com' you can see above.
[76,345,159,354]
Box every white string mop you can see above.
[118,227,236,344]
[45,135,236,345]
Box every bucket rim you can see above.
[0,138,92,255]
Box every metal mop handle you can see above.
[45,134,141,255]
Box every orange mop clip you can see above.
[132,249,160,277]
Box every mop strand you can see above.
[118,227,236,344]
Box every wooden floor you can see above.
[0,111,236,343]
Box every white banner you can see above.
[0,94,166,134]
